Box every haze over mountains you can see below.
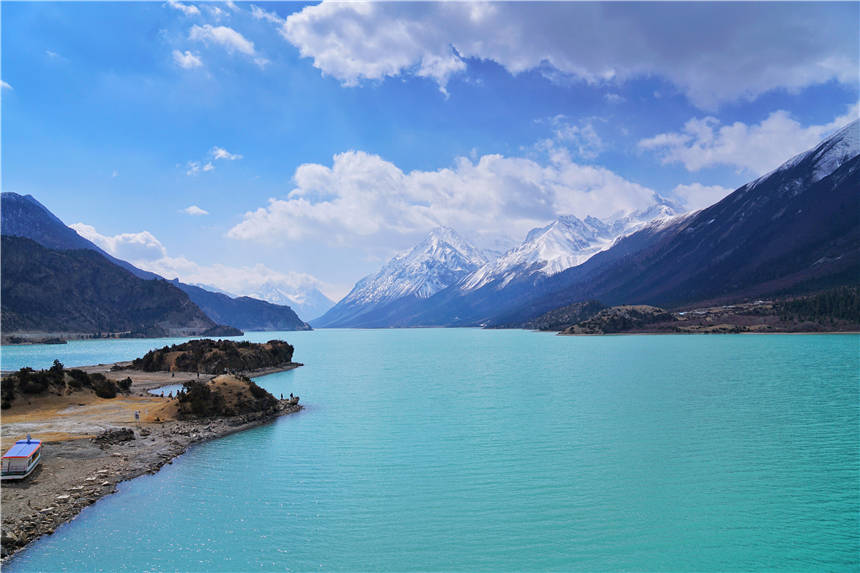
[0,193,312,335]
[316,120,860,328]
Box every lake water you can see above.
[3,330,859,571]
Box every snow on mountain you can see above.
[338,227,488,306]
[749,119,859,191]
[462,201,680,291]
[462,215,613,290]
[246,280,335,322]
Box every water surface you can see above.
[4,330,858,571]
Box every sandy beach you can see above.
[0,362,302,561]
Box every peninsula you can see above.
[0,339,303,561]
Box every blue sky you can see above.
[2,1,858,301]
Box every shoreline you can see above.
[555,329,860,336]
[0,363,303,562]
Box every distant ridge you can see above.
[494,118,860,325]
[0,192,311,330]
[319,119,860,328]
[314,227,488,327]
[1,236,236,338]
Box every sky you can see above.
[2,1,858,302]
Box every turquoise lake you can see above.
[2,330,859,571]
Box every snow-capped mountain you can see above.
[313,227,488,327]
[317,120,858,329]
[246,280,335,322]
[748,118,859,190]
[462,215,614,290]
[343,227,487,304]
[462,201,680,292]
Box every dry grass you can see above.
[1,389,178,451]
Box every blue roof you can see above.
[3,440,42,458]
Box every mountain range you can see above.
[316,119,859,328]
[314,226,488,327]
[1,236,237,338]
[1,193,311,335]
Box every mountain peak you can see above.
[328,227,488,311]
[750,118,859,190]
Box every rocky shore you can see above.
[0,363,303,562]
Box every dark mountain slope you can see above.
[409,120,860,327]
[1,236,234,337]
[174,282,310,331]
[534,131,860,312]
[1,192,162,280]
[1,192,311,329]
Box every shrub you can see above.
[117,377,133,392]
[90,373,118,399]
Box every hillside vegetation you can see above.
[1,360,132,409]
[561,305,676,335]
[131,339,296,374]
[176,375,282,418]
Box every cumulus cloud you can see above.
[1,80,12,90]
[277,2,858,108]
[639,104,859,175]
[672,183,733,211]
[172,49,203,69]
[210,146,242,161]
[70,223,167,262]
[181,205,209,216]
[70,222,335,305]
[227,148,663,251]
[166,0,200,17]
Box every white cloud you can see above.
[278,3,858,108]
[166,0,200,17]
[227,148,662,252]
[210,146,242,160]
[538,116,604,160]
[71,223,168,262]
[639,104,859,175]
[204,5,226,20]
[250,4,285,25]
[604,93,624,104]
[185,160,214,176]
[672,183,733,211]
[190,24,256,56]
[172,49,203,69]
[112,170,119,178]
[70,222,336,308]
[181,205,209,216]
[1,80,12,90]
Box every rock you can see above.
[1,529,19,545]
[55,495,70,502]
[39,507,55,513]
[92,428,135,447]
[101,482,110,486]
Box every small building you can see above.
[2,438,42,480]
